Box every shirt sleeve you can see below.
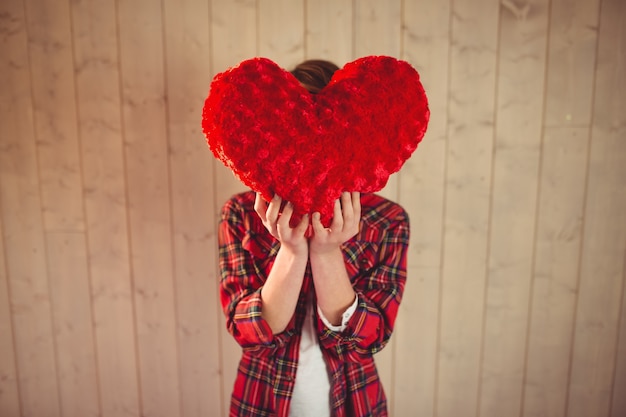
[317,294,359,332]
[218,196,293,357]
[316,204,409,363]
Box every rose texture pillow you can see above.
[202,56,429,225]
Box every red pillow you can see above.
[202,56,429,225]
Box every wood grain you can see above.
[46,232,100,417]
[437,1,499,416]
[163,0,222,415]
[567,0,626,414]
[353,0,402,57]
[117,0,181,415]
[395,0,451,415]
[0,211,20,417]
[305,0,353,63]
[258,0,305,67]
[25,5,100,415]
[25,5,99,414]
[70,0,141,415]
[24,0,84,232]
[479,2,549,416]
[522,1,602,416]
[613,257,626,417]
[0,0,61,415]
[522,127,589,417]
[210,1,259,414]
[543,0,602,127]
[568,112,625,417]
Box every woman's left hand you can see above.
[309,192,361,255]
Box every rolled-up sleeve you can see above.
[218,198,293,356]
[317,207,409,362]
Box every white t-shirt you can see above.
[288,296,358,417]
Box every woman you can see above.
[218,59,409,417]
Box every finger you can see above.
[341,192,354,226]
[254,192,268,222]
[352,192,361,217]
[311,212,326,236]
[278,201,294,228]
[294,213,310,236]
[330,199,343,231]
[351,192,362,235]
[266,195,282,225]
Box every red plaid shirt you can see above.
[219,191,409,417]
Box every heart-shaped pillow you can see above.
[202,56,429,225]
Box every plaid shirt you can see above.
[219,191,409,417]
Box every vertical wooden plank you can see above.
[395,1,450,415]
[24,0,103,414]
[612,261,626,417]
[522,127,589,417]
[522,0,601,415]
[353,0,401,57]
[0,0,61,415]
[0,215,20,417]
[568,123,625,412]
[543,0,601,127]
[258,0,305,67]
[567,0,626,414]
[162,0,221,416]
[437,0,499,416]
[210,2,258,414]
[305,0,353,63]
[211,0,257,69]
[45,232,100,417]
[117,0,181,416]
[70,0,142,415]
[23,0,84,231]
[479,2,549,416]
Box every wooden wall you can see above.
[0,0,624,416]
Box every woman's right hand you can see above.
[254,193,309,254]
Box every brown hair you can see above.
[290,59,340,93]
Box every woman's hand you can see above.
[254,193,309,254]
[254,193,310,334]
[309,192,360,326]
[310,192,361,255]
